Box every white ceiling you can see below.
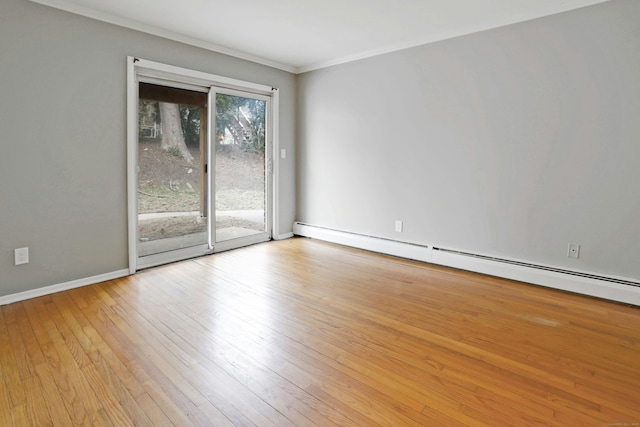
[32,0,609,73]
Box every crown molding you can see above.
[297,0,611,73]
[29,0,297,74]
[30,0,610,75]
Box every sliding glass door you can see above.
[213,90,270,249]
[129,58,275,271]
[137,83,209,260]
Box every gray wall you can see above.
[0,0,296,297]
[297,0,640,280]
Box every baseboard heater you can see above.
[432,247,640,289]
[293,222,640,306]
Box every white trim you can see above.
[0,269,130,306]
[136,244,211,271]
[293,222,640,306]
[207,89,215,250]
[138,76,209,93]
[293,223,431,263]
[274,232,294,241]
[213,234,271,253]
[271,89,281,239]
[133,58,275,95]
[29,0,296,73]
[430,249,640,306]
[126,57,138,274]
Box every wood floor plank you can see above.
[105,275,304,427]
[130,260,392,426]
[187,257,529,426]
[1,237,639,426]
[147,300,329,426]
[0,346,15,427]
[24,297,101,426]
[133,392,177,427]
[64,286,202,427]
[92,283,262,427]
[194,260,551,424]
[0,310,27,411]
[2,303,38,381]
[34,363,76,426]
[11,404,29,427]
[152,260,435,426]
[48,290,161,426]
[22,375,54,427]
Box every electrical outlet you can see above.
[15,247,29,265]
[567,243,580,259]
[395,220,403,233]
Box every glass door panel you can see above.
[214,92,269,244]
[138,83,208,257]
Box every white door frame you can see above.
[127,57,280,273]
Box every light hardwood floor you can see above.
[1,237,639,426]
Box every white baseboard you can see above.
[1,232,293,306]
[431,250,640,306]
[0,269,130,306]
[293,222,430,262]
[293,222,640,306]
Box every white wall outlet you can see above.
[280,149,287,159]
[567,243,580,259]
[395,220,403,233]
[15,247,29,265]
